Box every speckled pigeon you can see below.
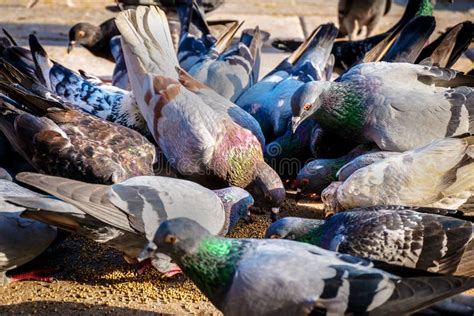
[27,35,149,135]
[291,62,473,151]
[116,6,284,218]
[338,0,392,40]
[266,206,473,276]
[236,23,338,141]
[0,78,155,184]
[320,135,473,214]
[142,217,474,315]
[0,173,65,285]
[16,172,253,275]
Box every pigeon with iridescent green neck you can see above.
[266,207,474,276]
[142,217,474,315]
[291,62,474,151]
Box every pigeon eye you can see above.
[303,103,312,111]
[78,30,86,38]
[164,234,177,244]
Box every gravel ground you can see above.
[0,195,324,315]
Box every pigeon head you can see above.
[213,187,254,233]
[291,81,331,133]
[265,217,324,240]
[68,23,101,53]
[144,218,211,260]
[246,161,285,222]
[321,181,344,217]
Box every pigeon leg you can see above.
[7,267,57,283]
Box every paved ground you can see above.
[0,0,473,314]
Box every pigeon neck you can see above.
[296,223,325,247]
[315,83,366,139]
[178,237,243,305]
[418,0,434,16]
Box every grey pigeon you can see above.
[141,217,474,315]
[266,206,474,276]
[336,151,400,181]
[338,0,392,40]
[0,174,62,285]
[321,135,474,214]
[116,6,284,218]
[236,24,338,141]
[291,62,474,151]
[295,144,375,200]
[16,172,253,275]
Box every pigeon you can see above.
[116,6,284,218]
[68,18,120,62]
[336,151,400,181]
[291,62,474,152]
[416,21,474,68]
[15,172,253,275]
[0,174,63,285]
[141,217,474,315]
[28,35,149,136]
[236,23,338,141]
[266,207,473,276]
[177,0,263,102]
[0,79,155,184]
[272,0,433,71]
[320,135,474,214]
[338,0,392,40]
[295,144,375,200]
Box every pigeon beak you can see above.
[138,241,157,262]
[291,117,301,134]
[67,41,76,54]
[270,207,280,222]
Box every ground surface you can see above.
[0,0,473,314]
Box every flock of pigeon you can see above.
[0,0,473,314]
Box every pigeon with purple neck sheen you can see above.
[320,135,474,214]
[141,217,474,315]
[116,6,285,219]
[236,23,338,142]
[291,62,474,151]
[266,207,474,276]
[28,35,149,136]
[15,172,254,276]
